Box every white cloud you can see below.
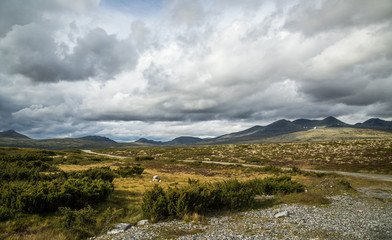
[1,0,392,139]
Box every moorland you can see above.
[1,134,392,239]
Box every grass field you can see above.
[1,138,391,239]
[97,138,392,174]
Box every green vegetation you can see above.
[0,138,390,239]
[142,176,304,222]
[98,138,392,174]
[0,148,143,239]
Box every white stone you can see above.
[274,210,290,218]
[137,219,149,226]
[152,175,161,182]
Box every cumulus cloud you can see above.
[0,0,392,139]
[0,0,100,37]
[0,24,138,82]
[284,0,392,36]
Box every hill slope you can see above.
[204,116,354,144]
[0,130,30,139]
[1,117,392,149]
[78,136,117,143]
[248,127,392,143]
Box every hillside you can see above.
[355,118,392,131]
[203,116,360,144]
[0,130,30,139]
[164,136,203,145]
[1,116,392,149]
[0,133,124,150]
[246,127,392,144]
[78,136,117,143]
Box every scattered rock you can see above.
[107,223,132,234]
[94,196,392,240]
[152,175,162,182]
[356,187,392,199]
[274,210,290,218]
[137,219,149,226]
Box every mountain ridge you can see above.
[1,117,392,149]
[0,130,30,139]
[78,136,117,143]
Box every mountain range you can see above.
[1,117,392,149]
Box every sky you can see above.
[0,0,392,141]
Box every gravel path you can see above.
[96,195,392,240]
[82,150,128,159]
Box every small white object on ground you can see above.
[274,210,290,218]
[137,219,149,226]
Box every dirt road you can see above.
[82,149,128,159]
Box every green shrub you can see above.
[142,176,304,222]
[216,180,254,210]
[73,167,116,182]
[115,165,144,177]
[0,207,16,221]
[248,176,305,195]
[135,156,154,161]
[336,179,352,189]
[141,185,168,222]
[0,178,114,214]
[59,206,97,238]
[261,165,283,174]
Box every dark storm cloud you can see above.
[66,28,138,80]
[0,0,41,37]
[1,0,392,140]
[0,0,99,37]
[0,25,137,82]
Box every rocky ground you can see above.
[95,193,392,240]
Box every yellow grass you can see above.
[58,163,114,172]
[260,127,392,143]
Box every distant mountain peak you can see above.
[164,136,203,145]
[356,118,392,129]
[0,130,30,139]
[320,116,347,127]
[78,136,116,143]
[135,138,162,145]
[363,118,384,124]
[324,116,338,120]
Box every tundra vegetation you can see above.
[0,138,391,239]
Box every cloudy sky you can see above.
[1,0,391,141]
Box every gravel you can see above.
[95,195,392,240]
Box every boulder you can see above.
[274,210,290,218]
[152,175,162,182]
[107,223,132,234]
[137,219,149,226]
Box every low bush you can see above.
[59,205,97,238]
[247,176,305,195]
[0,207,16,221]
[135,156,154,161]
[0,178,114,214]
[58,205,124,239]
[261,165,283,174]
[114,165,144,177]
[142,176,304,222]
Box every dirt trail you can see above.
[83,150,392,182]
[82,149,127,159]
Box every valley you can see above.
[0,136,392,239]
